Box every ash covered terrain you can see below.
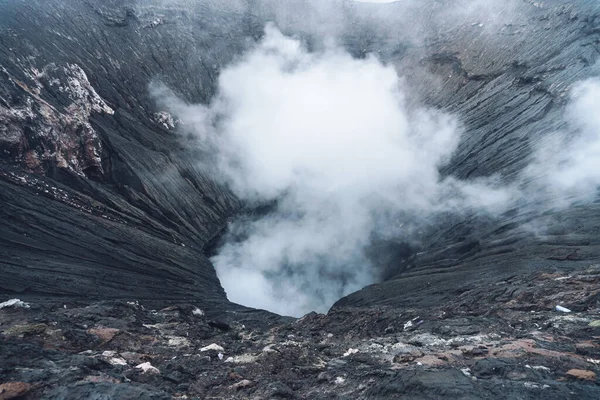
[1,0,600,398]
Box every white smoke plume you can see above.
[154,25,519,316]
[524,79,600,208]
[153,21,600,316]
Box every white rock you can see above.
[224,354,258,364]
[108,357,127,366]
[334,376,346,385]
[526,365,551,372]
[192,307,204,316]
[555,305,572,313]
[135,362,160,374]
[343,348,359,357]
[200,343,224,352]
[262,344,277,353]
[0,299,30,309]
[218,353,224,360]
[524,382,550,389]
[167,336,191,347]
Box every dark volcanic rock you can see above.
[42,382,170,400]
[0,289,599,399]
[2,0,600,398]
[0,0,244,303]
[334,0,600,310]
[1,0,599,314]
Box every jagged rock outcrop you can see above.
[0,0,250,304]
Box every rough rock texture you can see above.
[2,0,600,398]
[0,0,597,302]
[0,0,246,303]
[1,0,600,307]
[0,268,599,398]
[336,0,600,311]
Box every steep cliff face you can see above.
[336,0,600,310]
[0,0,250,305]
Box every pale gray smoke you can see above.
[524,79,600,208]
[154,25,513,316]
[153,22,600,317]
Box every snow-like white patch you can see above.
[167,336,191,347]
[200,343,224,352]
[224,354,259,364]
[262,344,277,353]
[192,307,204,316]
[100,350,127,366]
[62,64,114,115]
[154,111,175,129]
[523,382,550,389]
[334,376,346,385]
[343,348,359,357]
[135,362,160,374]
[0,299,30,309]
[526,365,551,372]
[108,357,127,366]
[555,305,572,313]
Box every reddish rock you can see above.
[0,382,32,400]
[565,369,597,381]
[87,327,120,342]
[229,371,244,380]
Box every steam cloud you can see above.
[524,79,600,207]
[155,25,600,317]
[210,26,463,316]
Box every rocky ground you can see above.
[1,267,599,399]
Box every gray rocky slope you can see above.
[1,0,600,398]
